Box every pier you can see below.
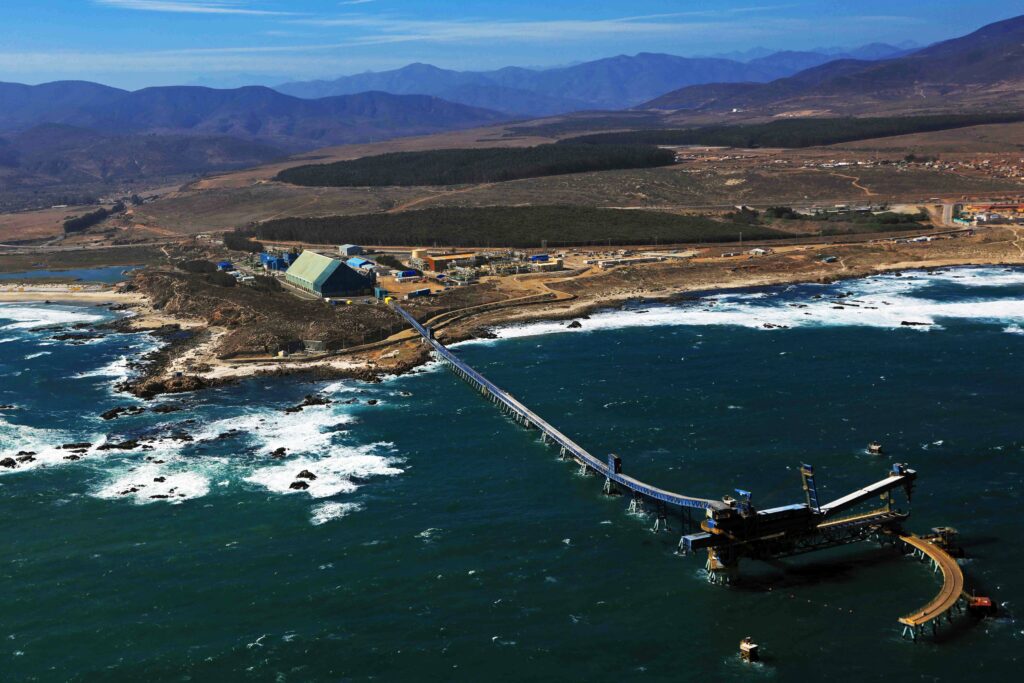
[895,534,968,640]
[391,303,970,638]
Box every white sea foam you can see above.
[321,380,360,394]
[93,463,211,504]
[23,351,51,360]
[0,336,18,344]
[1005,324,1024,336]
[923,268,1024,288]
[310,501,363,525]
[245,442,401,498]
[73,355,131,381]
[0,304,103,330]
[190,402,357,456]
[484,268,1024,340]
[0,415,104,474]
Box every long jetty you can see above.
[391,303,725,513]
[391,303,974,640]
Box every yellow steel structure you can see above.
[897,534,966,639]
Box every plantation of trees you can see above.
[275,144,676,187]
[246,206,785,248]
[62,201,125,234]
[561,113,1024,149]
[223,233,264,253]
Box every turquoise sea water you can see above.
[1,267,1022,681]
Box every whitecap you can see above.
[24,351,51,360]
[480,268,1024,340]
[310,501,363,525]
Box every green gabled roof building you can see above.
[285,251,375,297]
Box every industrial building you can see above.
[259,252,298,272]
[339,244,365,257]
[285,251,375,297]
[426,253,476,272]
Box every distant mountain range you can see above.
[708,42,918,63]
[275,44,914,116]
[0,83,505,151]
[644,16,1024,113]
[0,83,505,195]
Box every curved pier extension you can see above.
[896,534,967,640]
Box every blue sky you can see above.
[0,1,1021,88]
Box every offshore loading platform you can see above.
[392,304,981,640]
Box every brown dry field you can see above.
[832,121,1024,154]
[6,121,1024,242]
[135,160,1024,235]
[0,204,100,243]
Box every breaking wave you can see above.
[485,268,1024,340]
[0,303,104,330]
[245,442,402,499]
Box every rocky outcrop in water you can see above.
[284,394,331,414]
[100,406,146,421]
[97,439,141,451]
[133,375,210,399]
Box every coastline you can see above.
[4,242,1024,400]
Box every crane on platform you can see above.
[390,302,982,640]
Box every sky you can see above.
[0,0,1021,89]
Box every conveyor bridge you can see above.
[390,303,968,639]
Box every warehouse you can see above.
[285,251,375,297]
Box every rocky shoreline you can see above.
[8,233,1024,404]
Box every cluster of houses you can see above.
[955,202,1024,225]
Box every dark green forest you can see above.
[275,144,676,187]
[561,113,1024,149]
[62,202,124,234]
[246,206,784,248]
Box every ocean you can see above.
[0,266,1021,681]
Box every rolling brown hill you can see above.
[0,124,285,188]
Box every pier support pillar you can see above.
[652,504,671,533]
